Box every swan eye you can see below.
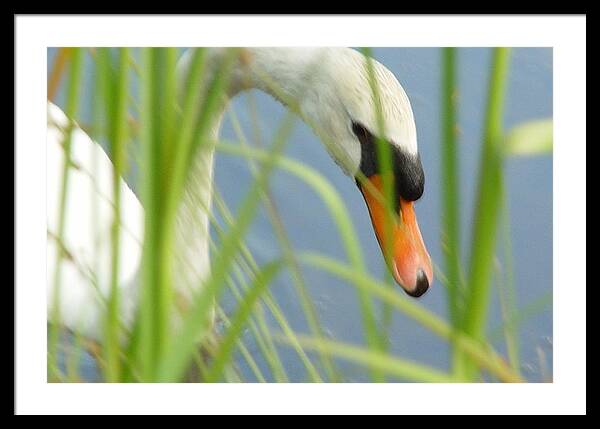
[351,120,424,203]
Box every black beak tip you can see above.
[405,269,429,298]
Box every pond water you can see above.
[48,47,553,382]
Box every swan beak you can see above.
[359,175,433,297]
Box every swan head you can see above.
[294,48,433,297]
[186,47,433,297]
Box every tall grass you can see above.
[440,48,465,377]
[47,47,551,383]
[460,48,512,380]
[100,47,130,382]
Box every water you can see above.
[48,48,553,382]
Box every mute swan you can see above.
[47,47,433,341]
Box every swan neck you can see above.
[174,48,321,296]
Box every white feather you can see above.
[47,102,143,339]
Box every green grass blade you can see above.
[496,187,521,374]
[462,48,511,380]
[137,47,196,381]
[217,251,289,382]
[160,48,178,176]
[138,47,161,380]
[361,47,396,247]
[276,334,456,383]
[441,47,463,322]
[441,47,467,378]
[152,48,179,374]
[167,48,208,213]
[215,307,267,383]
[488,291,552,343]
[361,48,397,371]
[101,48,130,382]
[504,118,553,156]
[49,47,84,381]
[205,261,283,382]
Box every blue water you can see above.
[48,48,553,382]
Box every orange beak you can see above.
[359,175,433,297]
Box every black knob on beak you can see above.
[406,269,429,298]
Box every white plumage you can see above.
[47,102,143,339]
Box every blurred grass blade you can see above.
[360,48,396,232]
[504,118,553,156]
[217,248,289,382]
[497,187,521,374]
[166,48,209,214]
[66,330,85,382]
[215,307,267,383]
[49,47,84,381]
[462,48,512,380]
[489,291,552,342]
[138,47,157,380]
[217,252,290,382]
[205,261,283,382]
[441,47,463,322]
[276,334,456,383]
[441,47,468,378]
[361,48,396,266]
[99,48,130,382]
[361,48,396,372]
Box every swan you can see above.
[47,47,433,342]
